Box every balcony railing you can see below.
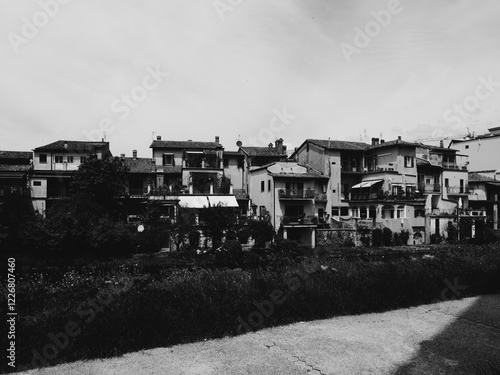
[418,183,441,193]
[280,215,318,225]
[442,162,468,171]
[350,189,423,201]
[128,188,149,196]
[278,189,326,200]
[446,186,469,195]
[0,186,29,196]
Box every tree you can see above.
[70,156,128,211]
[248,219,275,248]
[199,204,237,249]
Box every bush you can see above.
[399,229,410,245]
[188,230,200,249]
[446,221,458,243]
[430,233,442,244]
[372,228,383,247]
[237,227,250,244]
[382,227,393,246]
[248,219,275,248]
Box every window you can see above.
[268,180,271,192]
[331,207,339,216]
[465,145,469,149]
[162,154,174,166]
[80,156,87,164]
[404,156,414,168]
[223,158,229,168]
[39,154,47,163]
[340,207,349,216]
[33,181,41,186]
[55,155,63,163]
[261,181,265,192]
[67,156,74,163]
[444,178,449,188]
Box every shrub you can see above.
[372,228,383,247]
[393,232,402,246]
[236,227,250,244]
[248,219,275,248]
[382,227,393,246]
[188,230,200,249]
[399,229,410,245]
[430,233,442,244]
[446,221,458,243]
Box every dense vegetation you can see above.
[2,242,499,373]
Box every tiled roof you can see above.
[123,157,156,174]
[0,164,31,172]
[34,141,108,152]
[308,139,369,151]
[270,172,328,179]
[468,172,500,184]
[233,188,249,200]
[160,166,182,174]
[150,140,222,149]
[0,151,32,160]
[223,151,244,157]
[240,147,286,156]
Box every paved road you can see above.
[16,294,500,375]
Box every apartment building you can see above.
[468,172,500,229]
[31,140,111,215]
[291,136,470,243]
[249,161,328,247]
[449,127,500,178]
[0,151,32,199]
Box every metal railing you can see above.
[278,189,324,199]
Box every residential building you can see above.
[237,138,288,192]
[468,172,500,229]
[31,140,111,215]
[291,136,470,243]
[449,127,500,178]
[0,151,32,199]
[249,161,328,247]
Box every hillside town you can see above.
[2,126,499,249]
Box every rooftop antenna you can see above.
[152,131,155,141]
[364,128,367,143]
[328,137,331,148]
[103,131,106,142]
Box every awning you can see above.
[178,196,209,208]
[351,179,383,189]
[207,196,239,208]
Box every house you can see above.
[0,151,32,200]
[449,127,500,178]
[291,136,470,243]
[237,138,288,192]
[249,161,328,247]
[31,140,111,215]
[468,172,500,230]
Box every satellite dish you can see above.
[236,140,242,147]
[137,225,145,233]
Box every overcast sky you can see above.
[1,0,499,157]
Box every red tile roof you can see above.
[34,141,109,152]
[150,140,222,149]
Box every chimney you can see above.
[275,138,284,153]
[380,139,385,144]
[157,135,161,141]
[64,142,68,149]
[371,137,379,146]
[268,143,273,148]
[187,139,192,142]
[120,153,125,160]
[283,145,287,154]
[439,140,444,148]
[132,150,137,159]
[397,136,402,141]
[215,136,220,143]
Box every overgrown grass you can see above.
[2,243,500,373]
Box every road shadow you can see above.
[394,294,500,375]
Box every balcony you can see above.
[0,186,28,196]
[128,187,149,197]
[280,214,318,226]
[350,189,424,201]
[446,186,469,195]
[418,183,441,194]
[278,189,325,200]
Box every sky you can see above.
[1,0,500,158]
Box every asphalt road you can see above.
[14,294,500,375]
